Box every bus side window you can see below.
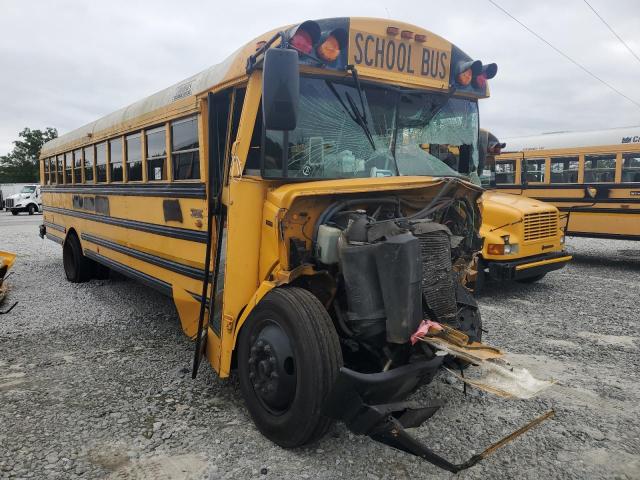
[109,138,124,182]
[126,134,142,181]
[55,155,62,184]
[44,158,50,185]
[96,143,107,182]
[584,154,615,183]
[622,153,640,182]
[525,158,545,183]
[171,116,200,180]
[84,145,95,183]
[146,127,167,181]
[73,149,82,183]
[495,160,516,184]
[550,156,578,183]
[64,152,72,184]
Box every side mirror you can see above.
[262,48,299,131]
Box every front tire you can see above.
[63,233,92,282]
[238,287,343,448]
[27,204,35,215]
[11,210,18,216]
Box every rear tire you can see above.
[238,287,343,448]
[516,273,546,284]
[63,233,92,283]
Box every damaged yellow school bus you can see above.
[39,18,549,472]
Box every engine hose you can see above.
[406,178,459,221]
[312,197,400,246]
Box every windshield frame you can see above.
[20,185,37,193]
[258,74,480,182]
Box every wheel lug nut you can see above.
[268,356,276,364]
[264,345,272,353]
[270,372,278,380]
[249,372,255,380]
[256,340,265,348]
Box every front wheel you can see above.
[237,287,343,448]
[28,204,35,215]
[11,210,19,216]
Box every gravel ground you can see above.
[0,211,638,479]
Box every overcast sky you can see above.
[1,0,639,155]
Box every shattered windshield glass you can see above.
[262,77,479,180]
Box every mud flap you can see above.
[324,359,554,473]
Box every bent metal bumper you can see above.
[487,251,572,281]
[324,358,554,473]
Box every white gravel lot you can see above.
[0,211,638,479]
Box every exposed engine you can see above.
[310,182,483,371]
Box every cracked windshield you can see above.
[263,77,479,179]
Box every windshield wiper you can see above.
[325,69,376,150]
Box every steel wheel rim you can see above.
[247,319,297,415]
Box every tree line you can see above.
[0,127,58,183]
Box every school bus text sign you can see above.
[349,30,450,83]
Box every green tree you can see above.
[0,127,58,183]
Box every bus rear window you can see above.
[584,154,615,183]
[550,156,578,183]
[622,153,640,182]
[495,160,516,184]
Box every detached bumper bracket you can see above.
[324,362,555,473]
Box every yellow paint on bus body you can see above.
[39,17,493,380]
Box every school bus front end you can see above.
[39,17,551,473]
[478,191,572,284]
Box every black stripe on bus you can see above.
[528,197,640,204]
[43,205,208,243]
[44,220,66,233]
[81,232,207,280]
[46,233,64,245]
[558,207,640,214]
[566,232,640,241]
[85,249,173,296]
[41,182,206,199]
[495,182,640,190]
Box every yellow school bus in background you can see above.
[474,130,571,289]
[38,17,543,471]
[494,126,640,241]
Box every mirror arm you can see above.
[246,31,287,73]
